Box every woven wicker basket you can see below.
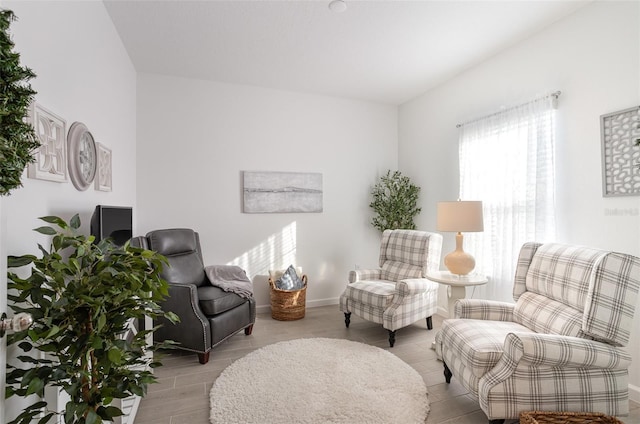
[519,411,623,424]
[268,274,307,321]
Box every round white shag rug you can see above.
[209,338,429,424]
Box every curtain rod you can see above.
[456,91,561,129]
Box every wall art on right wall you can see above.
[601,105,640,197]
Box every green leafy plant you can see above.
[0,9,40,196]
[369,170,421,232]
[6,215,178,424]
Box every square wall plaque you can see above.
[95,143,112,192]
[27,103,67,182]
[601,105,640,197]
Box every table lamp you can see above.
[437,200,484,275]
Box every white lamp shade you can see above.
[437,201,484,233]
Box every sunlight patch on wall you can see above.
[227,222,297,278]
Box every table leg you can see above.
[447,285,466,318]
[432,284,467,351]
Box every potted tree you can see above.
[0,9,40,196]
[5,215,177,424]
[369,170,422,232]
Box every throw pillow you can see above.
[276,265,303,290]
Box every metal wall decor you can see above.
[243,171,323,213]
[601,105,640,197]
[95,143,112,192]
[27,103,68,182]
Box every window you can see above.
[459,94,557,301]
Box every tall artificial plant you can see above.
[6,215,178,424]
[369,170,421,232]
[0,9,40,196]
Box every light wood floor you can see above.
[134,305,640,424]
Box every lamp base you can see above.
[444,233,476,275]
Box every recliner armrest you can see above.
[348,269,381,283]
[155,282,210,353]
[454,299,515,321]
[503,332,632,369]
[397,278,438,296]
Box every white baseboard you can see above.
[256,304,270,314]
[307,297,340,308]
[629,383,640,403]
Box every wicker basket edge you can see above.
[518,411,623,424]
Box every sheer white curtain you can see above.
[459,95,557,302]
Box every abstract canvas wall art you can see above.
[243,171,323,213]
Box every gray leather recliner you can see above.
[132,228,255,364]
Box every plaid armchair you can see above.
[339,229,442,347]
[435,242,640,423]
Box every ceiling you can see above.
[104,0,588,105]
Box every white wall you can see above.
[3,1,138,249]
[1,1,137,419]
[136,74,397,309]
[399,0,640,401]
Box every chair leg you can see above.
[443,361,452,383]
[198,352,210,365]
[244,324,253,335]
[426,316,433,330]
[344,312,351,328]
[388,330,396,347]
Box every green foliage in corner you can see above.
[6,215,178,424]
[369,170,421,232]
[0,9,40,196]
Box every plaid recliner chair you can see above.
[435,242,640,423]
[340,229,442,347]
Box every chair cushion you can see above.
[275,265,304,290]
[162,253,208,286]
[342,280,395,309]
[440,319,534,379]
[380,229,429,267]
[524,243,606,311]
[514,292,585,338]
[269,266,303,282]
[198,285,247,316]
[149,228,199,256]
[381,261,423,281]
[147,229,208,287]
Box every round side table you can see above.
[427,271,488,318]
